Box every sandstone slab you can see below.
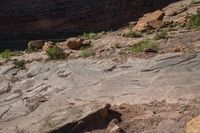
[134,10,165,31]
[186,116,200,133]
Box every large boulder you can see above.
[134,10,165,32]
[66,37,84,50]
[22,103,110,133]
[28,40,45,51]
[186,116,200,133]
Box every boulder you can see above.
[28,40,45,50]
[66,37,84,49]
[186,116,200,133]
[134,10,165,32]
[23,103,110,133]
[42,41,55,51]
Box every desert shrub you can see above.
[124,30,143,38]
[189,10,200,28]
[191,0,200,4]
[14,60,26,69]
[79,48,95,58]
[129,39,157,52]
[124,25,143,38]
[46,46,65,60]
[0,49,12,59]
[81,32,101,40]
[154,30,168,40]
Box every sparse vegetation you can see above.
[46,46,65,60]
[0,49,13,59]
[27,45,38,53]
[81,32,101,40]
[27,46,35,53]
[79,48,95,58]
[124,30,143,38]
[189,10,200,28]
[14,60,26,69]
[129,39,157,52]
[124,25,143,38]
[154,30,168,40]
[191,0,200,4]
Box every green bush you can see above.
[46,46,65,60]
[189,10,200,28]
[129,39,157,52]
[191,0,200,4]
[124,25,142,38]
[79,48,95,58]
[81,32,101,40]
[0,49,12,59]
[154,30,168,40]
[14,60,26,69]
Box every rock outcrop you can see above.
[134,10,165,31]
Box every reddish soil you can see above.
[86,100,200,133]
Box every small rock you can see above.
[82,40,91,46]
[143,48,157,53]
[66,37,84,49]
[134,10,165,31]
[42,41,54,51]
[148,20,163,29]
[173,47,181,52]
[28,40,45,50]
[56,42,68,50]
[186,115,200,133]
[109,125,121,133]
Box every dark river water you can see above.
[0,39,65,52]
[0,41,28,52]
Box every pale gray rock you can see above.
[1,52,200,132]
[0,76,11,95]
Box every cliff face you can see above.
[0,0,147,33]
[0,0,179,41]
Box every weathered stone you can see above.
[27,63,44,78]
[186,116,200,133]
[66,37,84,49]
[0,76,11,94]
[28,40,45,50]
[109,125,122,133]
[148,20,163,29]
[143,48,157,53]
[82,40,92,46]
[134,10,165,31]
[174,16,189,24]
[23,103,110,133]
[56,42,68,50]
[42,41,54,51]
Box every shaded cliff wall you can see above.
[0,0,147,34]
[0,0,180,50]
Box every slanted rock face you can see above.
[186,116,200,133]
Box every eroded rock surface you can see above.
[0,52,200,132]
